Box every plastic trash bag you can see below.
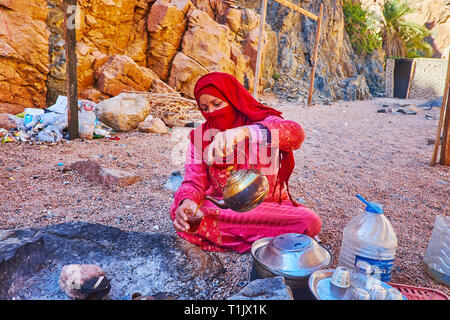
[40,112,68,131]
[36,125,63,143]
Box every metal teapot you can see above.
[205,168,270,212]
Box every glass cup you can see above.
[387,288,404,300]
[330,267,351,299]
[331,267,351,288]
[369,284,387,300]
[351,260,372,290]
[186,205,203,233]
[351,288,370,300]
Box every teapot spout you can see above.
[205,195,229,209]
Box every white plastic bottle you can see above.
[338,195,398,282]
[422,215,449,286]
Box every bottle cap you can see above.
[356,194,383,214]
[365,202,383,214]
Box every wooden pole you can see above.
[307,3,324,105]
[64,0,79,140]
[431,51,450,166]
[439,74,450,165]
[405,59,416,99]
[253,0,268,100]
[274,0,318,20]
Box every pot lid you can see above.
[252,233,332,277]
[272,233,313,251]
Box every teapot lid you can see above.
[227,169,247,185]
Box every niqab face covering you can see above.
[201,104,239,132]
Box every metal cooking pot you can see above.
[250,233,332,300]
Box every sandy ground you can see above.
[1,96,448,299]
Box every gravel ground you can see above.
[1,96,448,299]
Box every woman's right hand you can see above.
[173,199,202,233]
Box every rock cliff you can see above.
[0,0,445,112]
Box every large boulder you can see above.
[168,52,208,97]
[147,0,194,81]
[168,8,255,97]
[181,9,235,75]
[0,0,49,109]
[94,55,160,97]
[94,92,150,131]
[77,43,109,93]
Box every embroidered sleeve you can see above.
[248,123,271,145]
[254,116,305,151]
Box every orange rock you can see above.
[76,0,136,55]
[95,54,160,96]
[151,78,178,94]
[181,9,235,75]
[0,0,49,108]
[147,0,194,81]
[168,52,208,97]
[79,87,109,103]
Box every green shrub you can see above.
[343,0,382,55]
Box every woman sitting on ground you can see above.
[169,72,321,253]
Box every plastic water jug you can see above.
[338,195,398,282]
[78,111,96,140]
[422,215,449,286]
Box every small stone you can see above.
[0,114,17,130]
[58,264,111,300]
[227,276,293,300]
[137,118,168,134]
[70,160,140,187]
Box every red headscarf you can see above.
[190,72,299,206]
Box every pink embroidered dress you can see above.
[169,114,322,253]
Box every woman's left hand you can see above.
[205,126,250,165]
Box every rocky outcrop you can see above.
[6,0,444,112]
[40,0,276,110]
[147,0,194,81]
[0,0,49,112]
[94,54,159,96]
[406,0,450,58]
